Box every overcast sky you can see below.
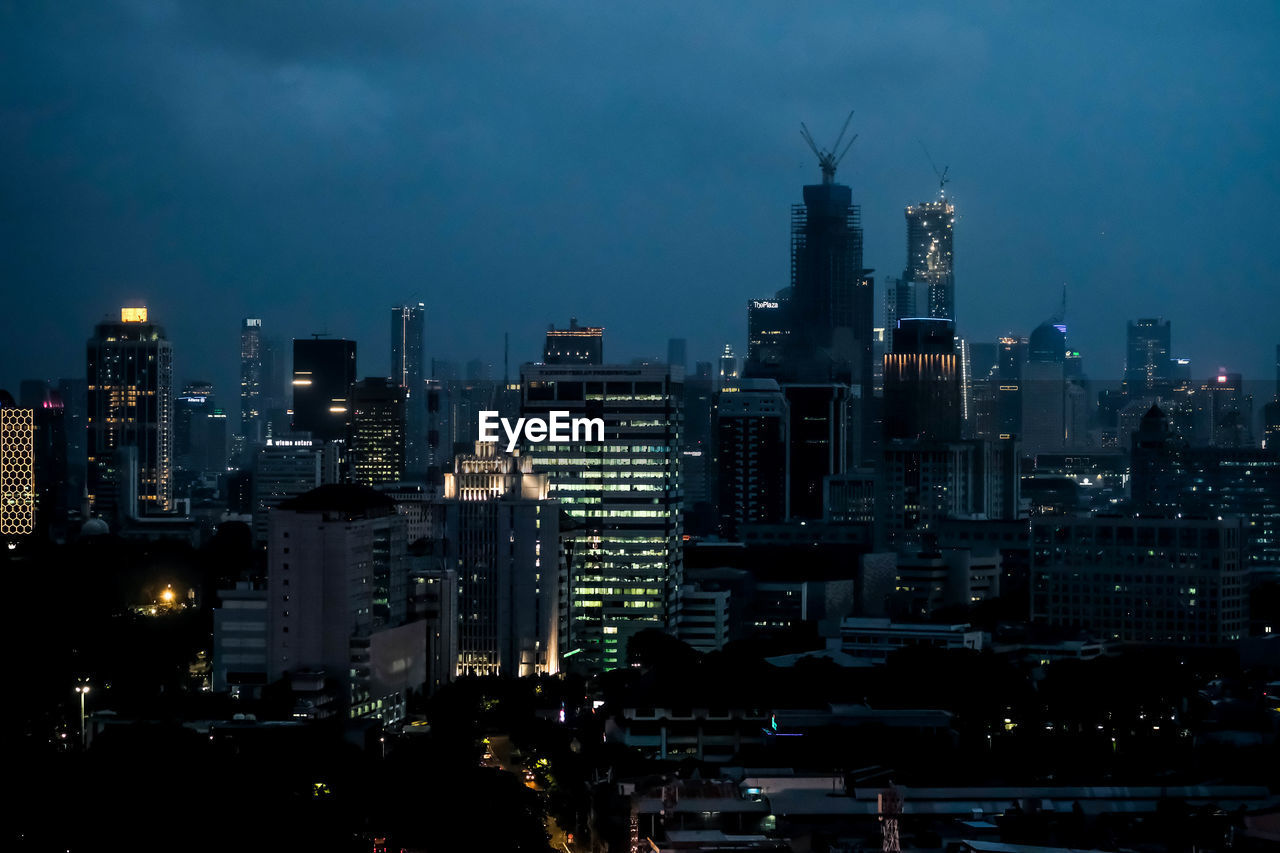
[3,1,1278,405]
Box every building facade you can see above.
[347,377,406,485]
[520,362,683,672]
[86,307,174,519]
[291,338,357,443]
[1030,516,1247,646]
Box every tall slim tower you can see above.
[903,200,956,321]
[391,304,426,478]
[1125,317,1172,394]
[86,307,173,519]
[237,318,264,460]
[790,116,875,464]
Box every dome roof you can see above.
[81,518,110,537]
[1028,322,1066,363]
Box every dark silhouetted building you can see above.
[291,338,357,443]
[883,318,962,442]
[1031,515,1246,646]
[785,383,854,519]
[0,391,36,542]
[391,303,427,478]
[746,295,790,373]
[715,379,787,539]
[544,318,603,364]
[1125,317,1172,394]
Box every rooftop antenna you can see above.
[801,110,857,184]
[917,140,950,199]
[310,331,331,339]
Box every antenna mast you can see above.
[801,110,857,184]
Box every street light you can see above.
[75,682,91,749]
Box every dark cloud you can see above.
[2,1,1278,403]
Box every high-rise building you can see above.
[291,338,356,443]
[239,318,264,453]
[666,338,687,372]
[0,391,36,543]
[883,318,962,443]
[175,381,225,474]
[1031,515,1246,646]
[1021,322,1068,455]
[544,318,603,365]
[250,437,336,544]
[520,362,682,672]
[718,344,739,389]
[714,378,788,539]
[391,304,427,479]
[787,147,875,465]
[784,383,855,519]
[347,377,406,485]
[1124,318,1172,394]
[266,485,424,723]
[435,441,559,677]
[746,295,790,372]
[86,307,173,519]
[903,199,956,322]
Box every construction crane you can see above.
[918,140,951,199]
[801,110,857,185]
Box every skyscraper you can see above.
[291,338,357,443]
[788,126,875,465]
[544,318,604,364]
[1125,318,1172,394]
[883,318,962,443]
[347,377,406,485]
[86,307,173,519]
[714,378,788,539]
[745,294,789,373]
[903,199,956,321]
[436,441,559,677]
[391,304,426,478]
[239,318,264,452]
[520,362,682,672]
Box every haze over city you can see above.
[3,1,1279,401]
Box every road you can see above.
[486,734,576,852]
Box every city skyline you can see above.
[3,3,1279,401]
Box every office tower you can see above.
[520,362,682,673]
[250,437,333,543]
[714,379,787,539]
[391,304,426,478]
[266,485,423,723]
[348,377,406,485]
[423,379,449,471]
[883,277,926,335]
[666,338,687,371]
[259,334,290,441]
[745,294,790,373]
[1124,318,1172,394]
[411,567,458,695]
[239,319,264,455]
[903,199,956,321]
[291,338,356,443]
[15,382,71,536]
[55,378,87,514]
[1031,516,1246,646]
[680,362,716,536]
[0,391,36,542]
[969,343,997,383]
[445,377,500,460]
[883,318,962,442]
[783,383,855,519]
[435,441,559,677]
[1131,406,1280,569]
[1266,348,1280,449]
[544,318,604,364]
[718,344,739,389]
[174,381,219,473]
[1021,322,1067,455]
[86,307,174,519]
[1202,372,1253,448]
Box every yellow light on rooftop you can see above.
[121,306,148,323]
